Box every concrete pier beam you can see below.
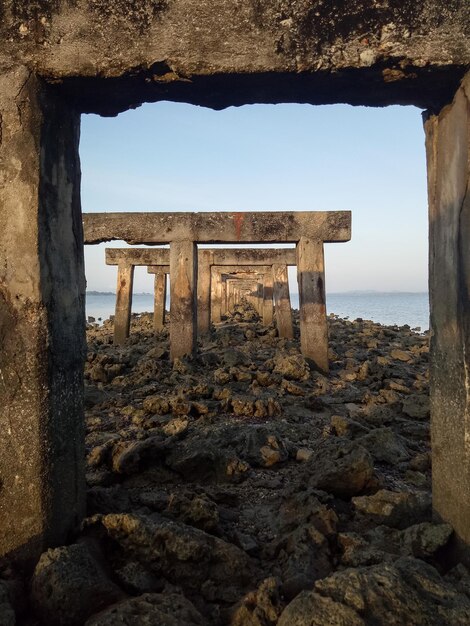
[114,263,135,345]
[296,237,328,372]
[273,264,294,339]
[0,68,85,559]
[170,241,198,359]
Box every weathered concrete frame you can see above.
[105,247,297,341]
[1,1,469,563]
[90,213,349,364]
[212,265,272,326]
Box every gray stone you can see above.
[85,593,204,626]
[306,439,374,498]
[31,543,124,626]
[353,489,432,529]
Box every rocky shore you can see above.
[2,304,470,625]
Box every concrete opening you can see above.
[0,1,469,578]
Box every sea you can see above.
[86,291,430,332]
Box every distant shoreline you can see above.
[87,290,429,297]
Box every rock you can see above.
[401,522,453,558]
[357,428,410,465]
[0,581,15,626]
[275,525,333,598]
[223,349,251,367]
[402,394,430,419]
[143,396,170,415]
[31,543,124,626]
[390,349,412,362]
[309,557,470,625]
[296,448,313,462]
[306,439,374,498]
[352,489,432,529]
[231,578,283,626]
[278,591,363,626]
[162,417,189,436]
[111,437,164,475]
[85,593,204,625]
[409,451,431,471]
[114,562,162,595]
[238,427,288,468]
[273,354,310,381]
[165,493,219,532]
[94,512,255,603]
[330,415,368,438]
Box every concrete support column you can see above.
[0,68,86,559]
[273,263,294,339]
[170,240,197,359]
[114,263,134,344]
[153,271,167,332]
[211,268,222,323]
[221,277,228,316]
[262,271,274,326]
[227,280,236,313]
[296,237,328,372]
[197,250,213,335]
[424,71,470,560]
[255,283,264,315]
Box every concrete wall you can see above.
[425,72,470,561]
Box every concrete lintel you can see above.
[85,211,351,245]
[107,247,297,267]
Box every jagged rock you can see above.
[306,439,374,498]
[111,437,164,475]
[31,543,124,626]
[352,489,432,529]
[402,394,430,419]
[278,591,363,626]
[142,396,170,415]
[222,349,252,367]
[85,593,204,625]
[231,578,283,626]
[312,557,470,625]
[357,428,410,465]
[273,354,310,381]
[93,513,255,602]
[0,582,15,626]
[401,522,453,558]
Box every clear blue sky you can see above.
[80,102,428,294]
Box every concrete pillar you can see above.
[262,271,274,326]
[153,271,167,332]
[211,267,222,323]
[221,277,228,316]
[197,250,213,335]
[273,263,294,339]
[296,237,328,372]
[114,263,134,344]
[227,280,236,313]
[424,71,470,560]
[170,240,197,359]
[0,68,85,559]
[255,283,264,315]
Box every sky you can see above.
[80,101,428,294]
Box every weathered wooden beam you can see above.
[85,211,351,245]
